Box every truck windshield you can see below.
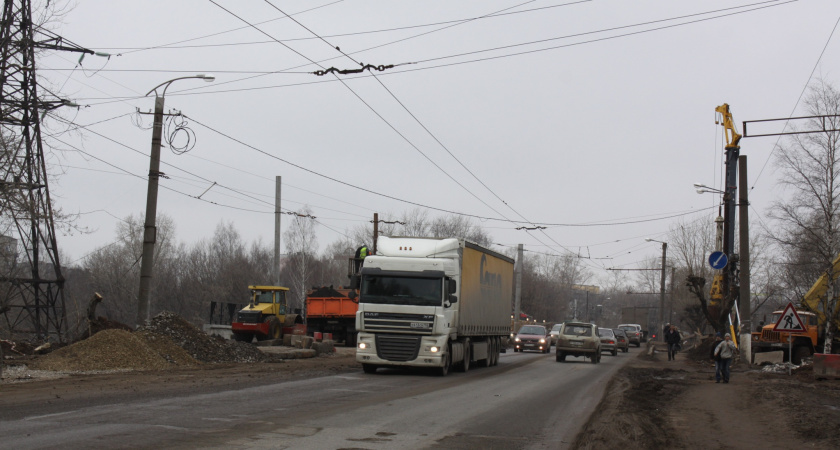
[360,276,442,307]
[255,292,274,304]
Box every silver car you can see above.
[598,327,618,356]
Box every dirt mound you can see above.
[139,311,265,363]
[31,329,172,371]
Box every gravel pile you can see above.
[31,329,173,371]
[139,311,265,363]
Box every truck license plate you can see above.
[410,322,428,329]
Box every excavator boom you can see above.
[715,103,742,147]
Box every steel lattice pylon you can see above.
[0,0,90,341]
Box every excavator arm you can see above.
[801,253,840,327]
[715,103,742,147]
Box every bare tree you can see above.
[769,79,840,353]
[283,206,318,315]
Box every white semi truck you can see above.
[354,236,514,376]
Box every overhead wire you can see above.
[208,0,519,225]
[162,0,791,99]
[749,13,840,191]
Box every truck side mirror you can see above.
[448,279,457,294]
[348,290,357,300]
[448,294,458,304]
[350,275,360,290]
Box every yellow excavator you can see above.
[752,254,840,363]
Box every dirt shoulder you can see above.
[573,343,840,449]
[0,347,359,419]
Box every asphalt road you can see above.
[1,346,638,449]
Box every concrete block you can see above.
[283,334,292,347]
[302,336,315,349]
[291,335,304,348]
[312,340,335,356]
[753,350,784,365]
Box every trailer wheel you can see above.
[362,364,377,374]
[346,332,358,348]
[490,337,499,366]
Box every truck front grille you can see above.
[761,330,780,342]
[363,312,434,335]
[376,334,421,362]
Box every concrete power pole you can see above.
[514,244,523,331]
[274,176,282,286]
[739,156,751,360]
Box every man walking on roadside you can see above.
[665,325,681,361]
[714,333,738,383]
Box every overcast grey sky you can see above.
[36,0,840,283]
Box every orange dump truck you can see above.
[306,286,358,347]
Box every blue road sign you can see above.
[709,251,728,270]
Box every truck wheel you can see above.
[438,351,451,377]
[793,346,812,365]
[232,332,253,343]
[460,339,471,372]
[362,364,377,374]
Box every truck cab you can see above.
[751,310,819,364]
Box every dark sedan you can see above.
[513,325,551,353]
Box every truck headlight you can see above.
[430,346,440,353]
[358,342,367,350]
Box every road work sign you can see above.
[772,302,807,333]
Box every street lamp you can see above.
[137,74,214,327]
[645,238,668,341]
[693,182,727,196]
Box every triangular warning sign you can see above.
[773,302,807,333]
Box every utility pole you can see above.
[739,155,751,360]
[514,244,522,332]
[658,242,667,340]
[137,95,165,327]
[136,75,213,327]
[274,176,281,286]
[669,266,676,326]
[373,213,379,254]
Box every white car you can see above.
[549,323,563,345]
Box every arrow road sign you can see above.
[708,251,728,270]
[773,302,807,333]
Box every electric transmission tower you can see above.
[0,0,91,341]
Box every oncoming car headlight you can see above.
[539,338,546,344]
[514,337,521,342]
